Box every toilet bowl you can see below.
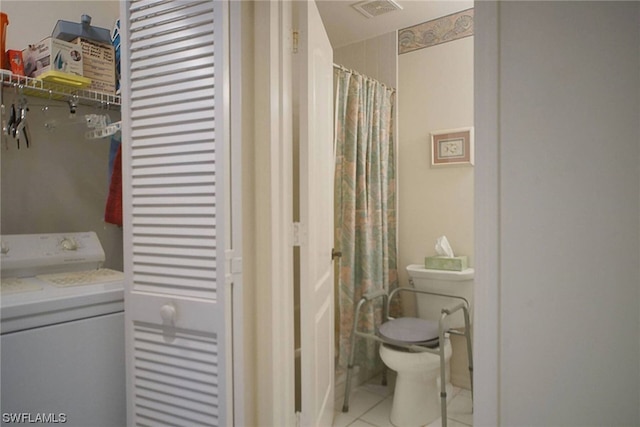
[378,265,474,427]
[380,339,452,427]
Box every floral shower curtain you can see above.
[334,67,398,381]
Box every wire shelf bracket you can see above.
[1,70,121,110]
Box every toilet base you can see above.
[380,342,452,427]
[390,379,453,427]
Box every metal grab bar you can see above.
[341,286,473,427]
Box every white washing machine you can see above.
[1,232,125,427]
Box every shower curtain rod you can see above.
[332,63,396,93]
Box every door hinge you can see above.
[292,222,305,247]
[225,250,242,285]
[292,30,299,54]
[225,251,242,272]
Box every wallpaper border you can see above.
[398,8,474,55]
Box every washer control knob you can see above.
[61,237,78,251]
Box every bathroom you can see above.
[315,2,475,426]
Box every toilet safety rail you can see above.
[342,286,473,427]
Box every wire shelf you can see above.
[1,70,120,109]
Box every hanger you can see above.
[4,85,30,149]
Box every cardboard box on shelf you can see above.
[22,37,83,78]
[7,50,25,76]
[72,37,115,94]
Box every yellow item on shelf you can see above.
[37,70,91,88]
[1,69,119,108]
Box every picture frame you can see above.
[430,127,474,166]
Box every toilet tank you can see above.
[406,265,474,329]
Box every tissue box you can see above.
[425,256,468,271]
[22,37,83,78]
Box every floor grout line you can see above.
[334,382,473,427]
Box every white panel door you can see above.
[120,1,230,425]
[297,1,335,426]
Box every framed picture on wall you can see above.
[430,127,474,166]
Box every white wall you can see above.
[476,1,640,425]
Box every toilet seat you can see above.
[378,317,440,348]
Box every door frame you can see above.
[254,1,296,426]
[473,1,500,425]
[257,1,503,426]
[229,2,246,425]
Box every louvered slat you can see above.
[131,122,214,139]
[132,73,213,93]
[131,132,213,149]
[132,87,215,109]
[133,157,215,171]
[131,10,214,43]
[133,175,214,187]
[131,36,212,62]
[132,44,214,71]
[133,185,216,197]
[130,1,212,30]
[132,235,215,247]
[124,0,228,423]
[135,359,216,384]
[132,323,219,425]
[133,245,215,258]
[129,0,175,16]
[129,0,216,299]
[130,55,214,81]
[133,109,214,129]
[131,99,214,120]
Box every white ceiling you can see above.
[316,0,474,48]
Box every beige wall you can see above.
[333,32,474,289]
[332,29,474,391]
[487,2,639,424]
[397,34,474,391]
[2,1,118,50]
[397,37,474,296]
[333,32,397,88]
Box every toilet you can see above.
[379,265,474,427]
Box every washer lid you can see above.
[378,317,440,347]
[1,276,124,334]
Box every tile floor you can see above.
[332,375,473,427]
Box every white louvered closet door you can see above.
[120,1,230,426]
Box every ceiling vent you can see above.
[351,0,403,19]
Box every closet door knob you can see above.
[160,303,176,326]
[332,248,342,260]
